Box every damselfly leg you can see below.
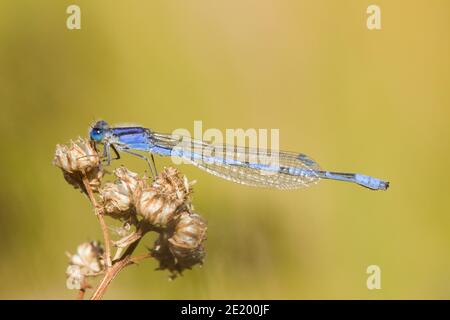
[115,146,158,179]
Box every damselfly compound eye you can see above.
[90,128,104,142]
[89,120,109,142]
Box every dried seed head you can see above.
[169,212,207,253]
[100,182,133,219]
[135,189,180,227]
[135,168,192,227]
[153,167,192,199]
[68,241,105,274]
[54,138,100,173]
[151,211,207,278]
[114,166,141,194]
[54,138,103,192]
[99,167,146,220]
[65,241,105,290]
[66,265,84,290]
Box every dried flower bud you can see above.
[152,211,207,278]
[54,138,103,192]
[65,241,105,290]
[66,265,84,290]
[100,182,133,219]
[169,212,207,254]
[114,166,141,194]
[135,189,180,227]
[135,168,191,227]
[99,167,146,220]
[153,167,192,198]
[54,138,100,173]
[68,241,105,274]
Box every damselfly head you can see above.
[90,120,109,142]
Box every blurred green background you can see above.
[0,0,449,299]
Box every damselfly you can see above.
[89,120,389,191]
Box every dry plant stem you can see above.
[90,238,146,300]
[90,224,152,300]
[76,280,91,300]
[77,289,86,300]
[81,174,112,268]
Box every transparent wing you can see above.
[150,132,321,189]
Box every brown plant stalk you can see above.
[81,173,153,299]
[82,174,112,268]
[90,237,145,300]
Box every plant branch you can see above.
[90,236,145,300]
[90,222,153,299]
[82,174,112,268]
[76,279,91,300]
